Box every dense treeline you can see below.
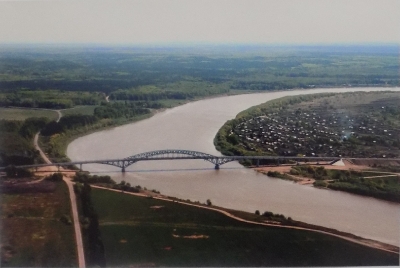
[19,117,49,138]
[109,82,230,102]
[39,102,151,137]
[327,178,400,203]
[72,172,144,193]
[3,165,33,178]
[74,183,106,267]
[1,45,398,101]
[73,172,115,184]
[0,90,102,109]
[94,102,150,119]
[41,115,98,136]
[290,165,400,202]
[0,118,49,166]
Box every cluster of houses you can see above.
[232,109,398,158]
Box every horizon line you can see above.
[0,41,398,48]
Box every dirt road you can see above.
[34,132,86,268]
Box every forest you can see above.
[1,45,398,100]
[0,44,399,166]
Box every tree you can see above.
[46,172,63,181]
[5,165,32,178]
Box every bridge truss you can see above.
[99,149,237,171]
[2,148,398,172]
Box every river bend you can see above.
[67,87,400,246]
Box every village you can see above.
[232,105,400,158]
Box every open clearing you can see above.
[0,181,77,267]
[60,105,97,116]
[0,107,58,121]
[91,187,398,267]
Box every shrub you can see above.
[262,211,274,217]
[313,180,328,188]
[45,172,63,182]
[5,165,33,178]
[60,214,72,225]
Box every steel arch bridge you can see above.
[5,148,397,173]
[100,149,236,171]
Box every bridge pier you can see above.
[215,164,220,170]
[121,166,125,173]
[79,164,82,171]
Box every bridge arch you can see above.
[126,149,217,164]
[98,149,236,171]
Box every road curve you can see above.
[34,132,86,267]
[55,110,62,122]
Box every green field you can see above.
[0,181,76,267]
[91,188,398,267]
[61,105,97,116]
[0,108,58,121]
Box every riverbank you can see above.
[49,87,395,163]
[43,87,388,161]
[214,91,400,202]
[39,90,257,163]
[86,182,399,255]
[254,161,400,203]
[67,87,400,247]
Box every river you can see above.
[67,87,400,246]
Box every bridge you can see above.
[1,149,399,172]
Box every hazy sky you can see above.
[1,0,399,44]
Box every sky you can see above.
[1,0,399,45]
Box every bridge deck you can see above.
[1,149,398,171]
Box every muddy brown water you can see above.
[68,87,400,246]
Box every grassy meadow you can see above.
[0,107,58,121]
[91,188,398,267]
[60,105,97,116]
[0,181,76,267]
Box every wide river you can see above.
[68,87,400,246]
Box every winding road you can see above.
[33,109,86,268]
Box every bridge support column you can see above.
[79,164,82,171]
[215,164,220,170]
[121,166,125,173]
